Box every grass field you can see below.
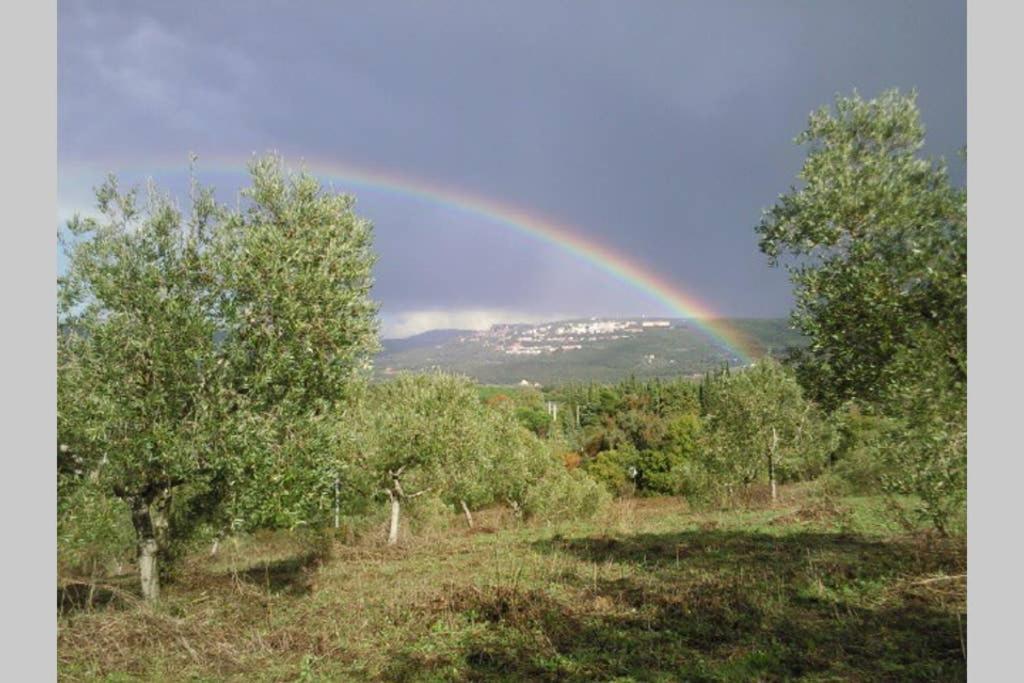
[58,486,966,681]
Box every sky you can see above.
[58,1,966,338]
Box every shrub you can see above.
[515,405,554,438]
[522,470,611,523]
[878,333,966,534]
[583,448,638,496]
[58,482,134,580]
[830,405,902,494]
[407,494,456,537]
[635,449,680,496]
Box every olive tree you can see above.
[362,372,606,541]
[58,155,379,599]
[700,362,831,503]
[366,372,491,544]
[756,89,966,410]
[756,89,966,530]
[477,403,559,514]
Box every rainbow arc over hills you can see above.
[61,155,763,363]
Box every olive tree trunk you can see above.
[130,494,169,601]
[385,470,431,545]
[387,491,401,545]
[768,426,779,504]
[460,500,474,528]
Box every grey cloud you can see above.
[58,1,965,326]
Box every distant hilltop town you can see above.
[463,318,676,356]
[376,317,804,384]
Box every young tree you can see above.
[58,156,379,599]
[700,362,830,503]
[366,373,490,544]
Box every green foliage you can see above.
[634,449,681,496]
[514,405,554,438]
[58,155,380,587]
[359,371,605,533]
[877,330,967,534]
[58,480,134,578]
[479,410,559,510]
[830,404,902,494]
[584,448,638,496]
[697,361,835,499]
[474,388,609,523]
[617,409,667,451]
[521,468,611,523]
[663,413,701,463]
[757,90,966,531]
[220,409,374,531]
[365,372,492,504]
[553,377,699,450]
[550,379,707,498]
[58,171,222,506]
[478,386,555,438]
[756,89,965,410]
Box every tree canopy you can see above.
[58,156,380,598]
[756,89,966,410]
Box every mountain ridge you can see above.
[376,317,804,385]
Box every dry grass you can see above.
[58,486,966,681]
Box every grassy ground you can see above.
[58,486,966,681]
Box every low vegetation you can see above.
[58,488,965,681]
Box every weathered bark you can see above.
[138,536,160,601]
[386,469,406,545]
[768,426,779,504]
[460,500,474,528]
[129,489,171,601]
[130,498,160,601]
[384,468,432,544]
[388,493,401,545]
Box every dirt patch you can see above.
[770,497,852,527]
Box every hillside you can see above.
[375,317,806,385]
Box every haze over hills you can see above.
[376,317,805,385]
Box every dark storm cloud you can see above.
[58,1,966,334]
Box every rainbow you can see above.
[60,155,763,363]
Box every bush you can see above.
[829,405,902,494]
[879,334,966,534]
[515,405,554,438]
[58,482,134,579]
[635,449,681,496]
[666,459,718,504]
[583,448,638,496]
[406,494,456,536]
[522,469,611,523]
